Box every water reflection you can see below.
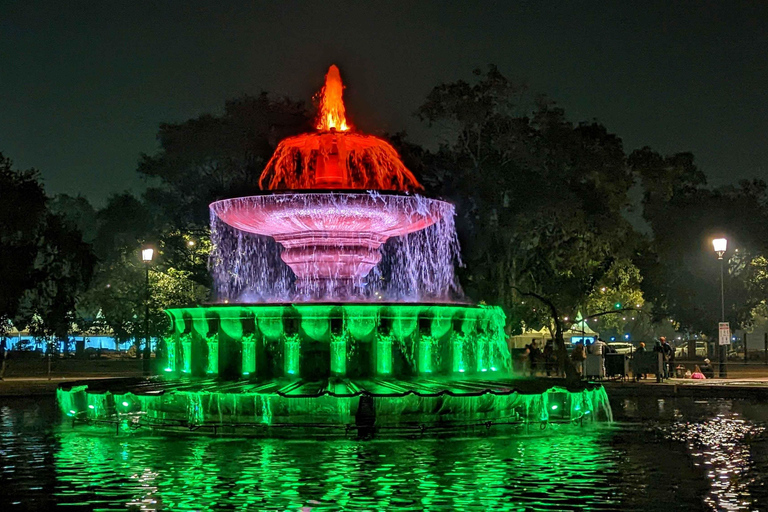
[661,417,765,511]
[47,428,623,510]
[3,397,768,510]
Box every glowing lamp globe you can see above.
[712,238,727,254]
[141,247,154,262]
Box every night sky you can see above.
[2,1,766,204]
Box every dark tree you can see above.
[93,193,156,262]
[86,193,209,350]
[0,154,95,346]
[49,194,99,244]
[138,92,311,227]
[0,154,49,333]
[417,66,638,376]
[633,147,768,337]
[16,213,96,348]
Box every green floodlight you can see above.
[614,302,622,309]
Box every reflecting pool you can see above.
[3,396,768,510]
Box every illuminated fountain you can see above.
[58,65,611,434]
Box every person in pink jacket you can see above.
[691,365,706,379]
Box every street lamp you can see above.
[141,246,154,374]
[712,237,727,377]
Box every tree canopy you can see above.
[0,154,95,341]
[634,156,768,338]
[416,66,639,364]
[138,93,310,227]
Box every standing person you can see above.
[660,337,673,379]
[571,342,586,377]
[634,342,646,381]
[520,345,531,374]
[527,340,541,376]
[542,340,555,377]
[653,340,664,380]
[589,338,606,377]
[666,339,676,378]
[590,337,606,356]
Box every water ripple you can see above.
[3,397,768,510]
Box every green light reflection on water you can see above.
[50,426,620,511]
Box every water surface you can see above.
[2,396,767,510]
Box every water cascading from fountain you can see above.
[209,194,463,303]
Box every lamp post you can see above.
[141,246,154,375]
[712,237,727,377]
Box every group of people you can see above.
[570,337,618,376]
[522,339,559,376]
[521,336,717,380]
[652,336,715,380]
[633,336,716,380]
[675,358,715,379]
[523,337,614,377]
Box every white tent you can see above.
[508,313,599,349]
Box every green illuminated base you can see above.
[57,378,612,435]
[161,303,509,380]
[61,303,613,435]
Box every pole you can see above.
[720,258,725,322]
[764,332,767,366]
[719,258,727,378]
[143,265,150,375]
[744,332,748,365]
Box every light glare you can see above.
[712,238,727,253]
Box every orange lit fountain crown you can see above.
[258,65,422,192]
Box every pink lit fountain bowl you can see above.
[211,192,453,281]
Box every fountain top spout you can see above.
[258,65,422,193]
[316,65,349,132]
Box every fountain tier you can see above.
[58,380,613,434]
[211,193,452,284]
[161,303,508,379]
